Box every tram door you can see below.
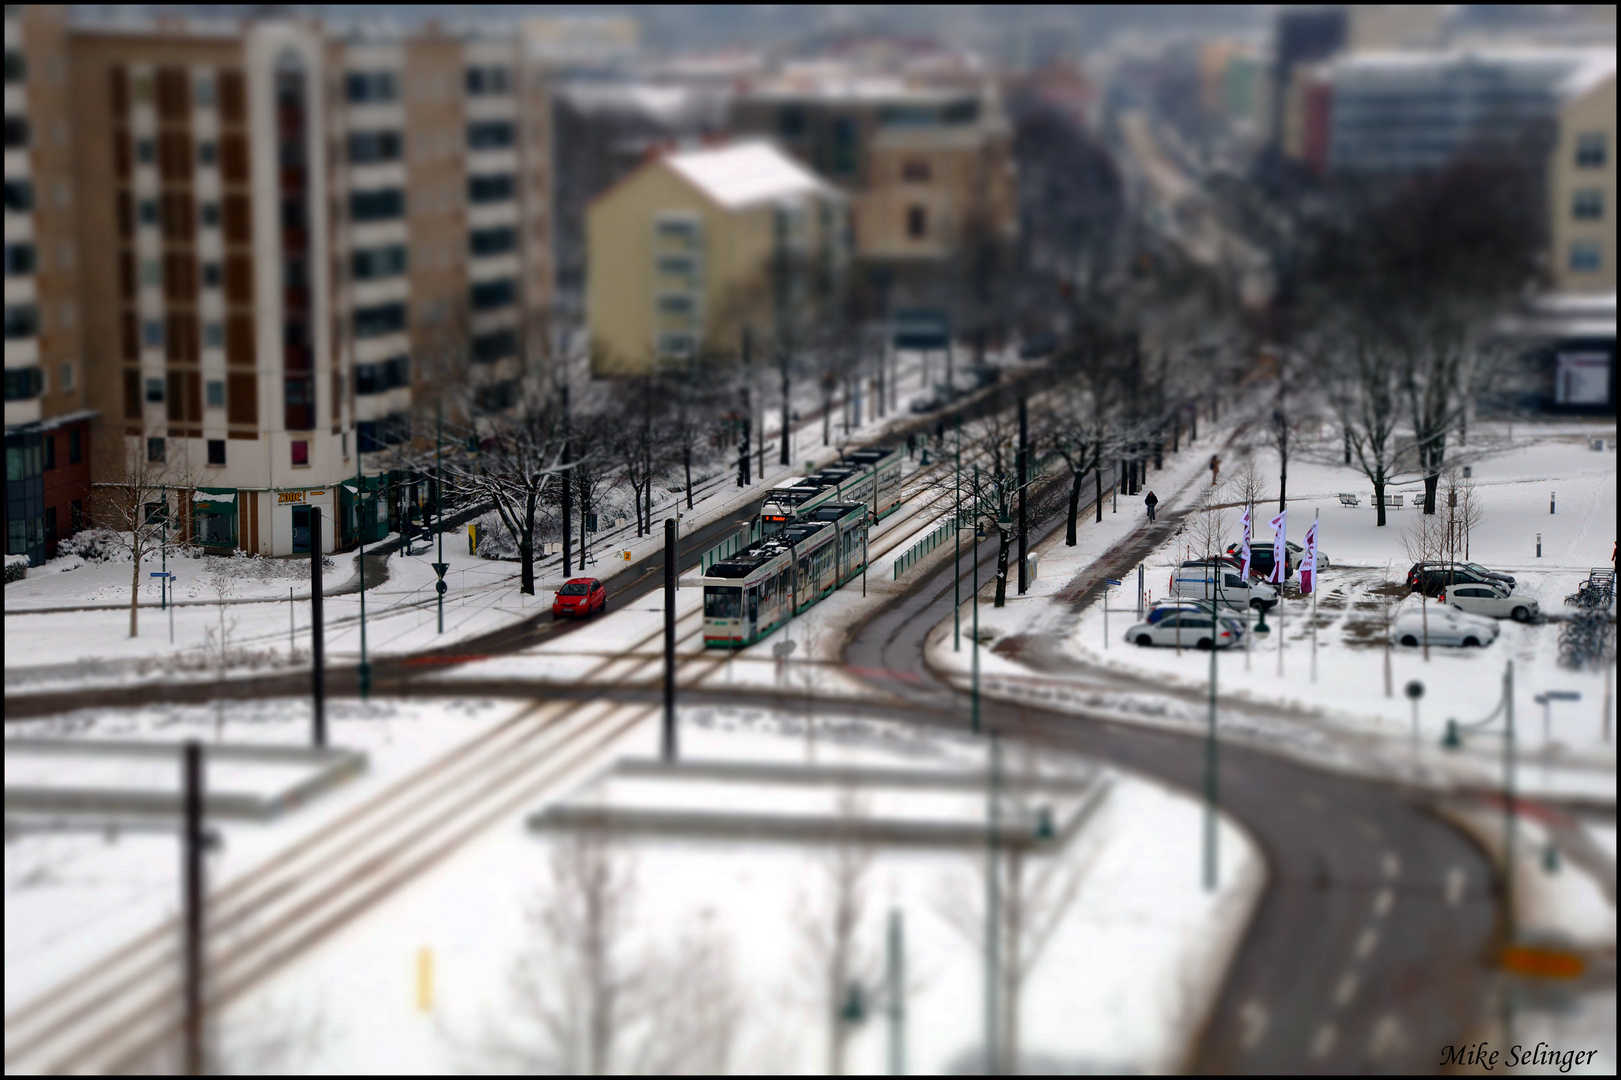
[746,587,759,638]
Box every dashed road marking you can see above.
[1446,865,1467,907]
[1383,852,1400,879]
[1334,971,1359,1008]
[1239,1000,1270,1050]
[1368,1014,1408,1060]
[1310,1022,1338,1060]
[1355,928,1379,959]
[1372,887,1394,918]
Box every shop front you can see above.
[272,486,336,555]
[192,489,240,552]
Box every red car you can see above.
[552,577,607,618]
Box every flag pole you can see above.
[1309,511,1319,684]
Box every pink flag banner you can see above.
[1300,517,1319,595]
[1239,505,1253,579]
[1268,509,1287,585]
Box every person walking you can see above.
[1144,490,1159,522]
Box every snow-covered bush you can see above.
[473,511,520,559]
[215,548,332,581]
[4,553,27,582]
[56,529,132,563]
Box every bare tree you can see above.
[1401,513,1448,662]
[88,427,200,637]
[1316,322,1407,527]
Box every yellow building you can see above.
[1548,66,1617,293]
[586,141,848,378]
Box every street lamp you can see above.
[1440,661,1518,943]
[355,459,371,699]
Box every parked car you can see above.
[1390,605,1500,648]
[968,365,999,388]
[1285,540,1331,570]
[1018,332,1058,360]
[552,577,607,618]
[1181,555,1242,570]
[1225,542,1294,580]
[1127,611,1245,649]
[1443,583,1538,622]
[1406,561,1515,597]
[909,393,942,414]
[1168,567,1278,611]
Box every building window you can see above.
[4,242,35,276]
[4,50,24,84]
[347,130,402,164]
[657,294,696,316]
[906,205,928,239]
[145,377,165,402]
[200,201,220,227]
[472,328,516,364]
[1576,132,1607,169]
[197,140,218,166]
[468,173,515,203]
[1568,241,1602,273]
[207,439,226,466]
[351,244,407,280]
[902,159,932,183]
[830,116,858,176]
[4,179,32,212]
[473,379,518,414]
[141,259,162,286]
[135,137,155,164]
[44,435,56,470]
[290,439,309,466]
[138,199,159,225]
[350,188,405,222]
[657,333,696,358]
[68,428,82,464]
[469,226,517,257]
[194,503,234,546]
[147,437,166,463]
[142,320,163,347]
[470,278,516,311]
[467,121,516,151]
[193,74,215,107]
[4,303,39,339]
[202,262,222,287]
[655,215,701,245]
[60,362,74,392]
[1573,188,1604,221]
[353,301,407,338]
[778,105,806,138]
[656,254,698,279]
[345,71,398,103]
[4,115,30,149]
[465,66,512,95]
[204,322,224,348]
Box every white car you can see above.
[1168,567,1278,612]
[1443,583,1538,622]
[1285,541,1330,570]
[1390,605,1500,648]
[1126,611,1245,649]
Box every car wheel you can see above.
[1462,636,1480,648]
[1401,634,1419,647]
[1196,638,1213,650]
[1511,606,1530,623]
[1135,634,1153,647]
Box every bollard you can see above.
[1550,491,1556,515]
[1536,532,1542,558]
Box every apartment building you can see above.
[586,140,847,377]
[4,8,553,562]
[5,6,91,565]
[730,76,1016,263]
[1548,66,1616,293]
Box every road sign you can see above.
[772,639,797,658]
[435,581,448,596]
[431,562,449,579]
[1105,578,1122,586]
[150,571,172,578]
[1538,691,1581,702]
[1405,680,1425,700]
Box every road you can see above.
[3,383,1501,1073]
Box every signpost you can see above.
[1104,579,1122,649]
[151,571,175,643]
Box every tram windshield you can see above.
[703,585,742,618]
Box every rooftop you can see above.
[663,141,839,210]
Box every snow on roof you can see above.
[663,141,838,210]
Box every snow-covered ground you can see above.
[927,420,1617,803]
[4,699,1260,1073]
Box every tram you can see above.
[758,444,904,537]
[701,501,870,647]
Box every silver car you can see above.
[1444,583,1538,622]
[1126,611,1245,649]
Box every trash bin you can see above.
[1026,552,1039,583]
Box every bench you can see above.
[1375,493,1403,509]
[1338,493,1359,507]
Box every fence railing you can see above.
[894,518,957,580]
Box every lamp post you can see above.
[1204,609,1219,891]
[955,417,962,651]
[1441,661,1517,943]
[160,484,168,612]
[355,460,371,699]
[436,403,445,634]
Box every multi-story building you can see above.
[586,140,847,377]
[6,6,92,565]
[730,76,1016,264]
[4,9,553,562]
[1548,66,1616,293]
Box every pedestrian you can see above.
[1209,454,1221,484]
[1144,490,1159,522]
[935,420,945,447]
[906,432,916,459]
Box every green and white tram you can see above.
[702,502,870,648]
[758,445,904,537]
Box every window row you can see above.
[355,354,409,395]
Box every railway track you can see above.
[2,478,963,1073]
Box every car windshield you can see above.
[559,583,590,596]
[1464,564,1491,574]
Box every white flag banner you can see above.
[1239,505,1253,579]
[1268,509,1287,585]
[1301,516,1319,595]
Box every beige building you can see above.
[730,78,1015,263]
[586,140,847,378]
[5,8,553,558]
[1548,66,1616,293]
